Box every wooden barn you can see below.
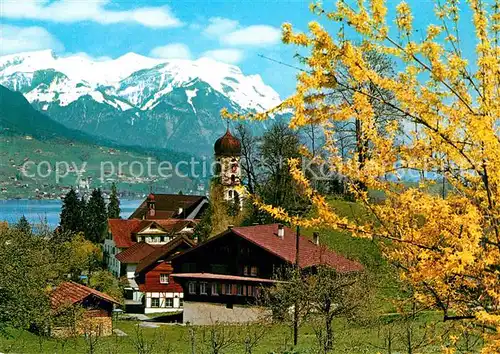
[50,281,120,337]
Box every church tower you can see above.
[214,126,242,205]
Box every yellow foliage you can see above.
[240,0,500,351]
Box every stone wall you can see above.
[182,301,269,325]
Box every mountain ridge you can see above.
[0,50,282,155]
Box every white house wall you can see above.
[103,239,121,277]
[144,292,184,314]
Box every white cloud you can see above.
[222,25,281,47]
[203,17,281,47]
[150,43,192,59]
[0,25,64,55]
[1,0,182,28]
[203,17,239,37]
[201,49,244,64]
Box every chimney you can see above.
[313,232,320,246]
[228,225,234,230]
[277,224,284,239]
[146,193,156,219]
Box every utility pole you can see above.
[293,225,300,346]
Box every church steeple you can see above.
[214,126,241,157]
[214,125,242,206]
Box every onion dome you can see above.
[214,128,241,156]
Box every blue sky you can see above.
[0,0,476,98]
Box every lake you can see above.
[0,199,143,228]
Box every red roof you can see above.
[115,242,159,263]
[108,219,198,249]
[51,281,120,309]
[177,224,362,273]
[136,235,195,274]
[232,224,362,272]
[108,219,143,248]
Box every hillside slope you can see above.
[0,85,205,199]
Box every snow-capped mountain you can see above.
[0,50,281,154]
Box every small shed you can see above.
[50,281,120,337]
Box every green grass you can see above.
[301,198,401,313]
[0,312,470,354]
[0,200,486,353]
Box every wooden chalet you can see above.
[50,281,120,337]
[171,224,363,324]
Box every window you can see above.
[228,190,233,198]
[160,236,165,242]
[188,282,196,294]
[160,274,169,284]
[211,283,219,296]
[151,298,160,308]
[243,266,249,276]
[223,283,231,295]
[179,298,184,307]
[165,298,173,308]
[247,285,256,297]
[237,284,243,296]
[200,282,208,295]
[250,266,258,277]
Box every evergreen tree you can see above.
[85,189,107,244]
[107,183,121,219]
[193,203,212,243]
[60,188,83,233]
[79,195,88,234]
[14,215,31,235]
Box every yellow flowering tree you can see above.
[227,0,500,351]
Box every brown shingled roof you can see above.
[51,281,120,309]
[136,234,195,274]
[128,194,207,220]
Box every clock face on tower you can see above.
[231,162,238,173]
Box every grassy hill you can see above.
[0,85,207,198]
[300,198,401,313]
